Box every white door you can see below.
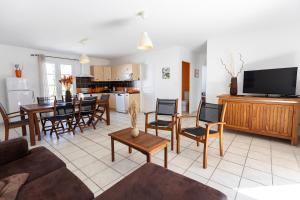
[7,90,34,113]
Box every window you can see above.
[45,62,73,97]
[60,64,72,95]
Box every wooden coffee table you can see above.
[109,128,169,168]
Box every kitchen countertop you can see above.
[79,91,140,95]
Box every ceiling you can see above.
[0,0,299,59]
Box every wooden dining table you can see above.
[20,100,110,146]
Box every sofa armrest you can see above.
[0,138,29,165]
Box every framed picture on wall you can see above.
[162,67,170,79]
[194,68,199,78]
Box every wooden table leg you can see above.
[34,113,41,141]
[20,108,27,136]
[111,138,115,162]
[28,111,36,146]
[164,145,168,168]
[146,154,151,163]
[129,146,132,154]
[106,103,110,125]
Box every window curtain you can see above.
[38,54,49,97]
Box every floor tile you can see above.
[242,167,272,185]
[111,158,139,174]
[223,152,246,165]
[218,160,244,176]
[73,169,88,181]
[81,161,108,177]
[72,155,97,168]
[187,161,215,179]
[83,179,101,193]
[91,168,122,188]
[245,158,271,173]
[170,155,194,169]
[183,171,208,184]
[211,169,241,188]
[207,180,237,200]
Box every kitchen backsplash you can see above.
[76,77,138,88]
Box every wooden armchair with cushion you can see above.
[0,103,29,140]
[145,99,178,150]
[176,101,227,168]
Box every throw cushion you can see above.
[0,173,29,200]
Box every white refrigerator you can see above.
[6,77,35,113]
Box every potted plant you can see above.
[59,75,74,102]
[220,53,245,96]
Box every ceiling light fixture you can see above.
[137,11,153,50]
[79,54,90,64]
[79,38,90,64]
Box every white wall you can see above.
[206,25,300,103]
[111,46,204,113]
[0,44,110,111]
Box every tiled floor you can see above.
[1,112,300,200]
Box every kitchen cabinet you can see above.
[90,66,104,81]
[111,64,140,81]
[103,66,111,81]
[129,93,140,112]
[109,93,116,109]
[91,64,140,81]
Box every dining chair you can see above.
[74,97,98,132]
[176,101,227,168]
[94,94,110,126]
[46,99,76,139]
[37,97,54,135]
[0,102,29,141]
[145,99,178,151]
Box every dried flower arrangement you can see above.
[59,75,73,90]
[128,100,139,137]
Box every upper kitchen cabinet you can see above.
[131,64,140,80]
[90,66,111,81]
[111,64,140,81]
[90,65,104,81]
[91,64,140,81]
[103,66,112,81]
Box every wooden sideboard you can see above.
[218,95,300,145]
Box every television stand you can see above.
[218,94,300,145]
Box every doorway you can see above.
[182,61,190,114]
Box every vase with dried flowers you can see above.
[14,64,23,78]
[128,100,139,137]
[59,75,73,102]
[220,53,245,96]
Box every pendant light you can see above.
[137,11,153,50]
[79,54,90,64]
[137,32,153,50]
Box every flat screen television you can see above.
[243,67,298,95]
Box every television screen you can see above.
[243,67,298,95]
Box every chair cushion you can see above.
[183,127,218,136]
[0,147,65,183]
[9,119,29,127]
[17,167,94,200]
[149,120,172,127]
